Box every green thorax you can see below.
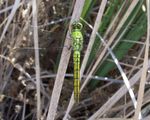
[71,22,83,51]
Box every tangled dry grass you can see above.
[0,0,150,120]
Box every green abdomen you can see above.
[73,51,80,102]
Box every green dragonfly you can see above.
[71,21,83,102]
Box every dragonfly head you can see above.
[71,21,83,31]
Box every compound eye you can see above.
[72,21,77,27]
[72,21,83,30]
[72,24,76,29]
[77,23,83,30]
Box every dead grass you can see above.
[0,0,149,120]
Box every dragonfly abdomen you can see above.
[73,51,80,102]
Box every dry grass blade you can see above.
[0,0,21,44]
[63,1,107,119]
[88,60,150,120]
[101,0,142,67]
[128,46,145,78]
[91,0,139,70]
[79,18,139,111]
[80,0,139,112]
[32,0,41,119]
[125,88,150,118]
[79,19,138,107]
[80,0,107,78]
[79,0,140,112]
[97,0,139,61]
[0,4,14,14]
[134,0,150,119]
[103,0,126,39]
[46,0,86,120]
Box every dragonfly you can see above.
[71,21,83,102]
[39,20,84,102]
